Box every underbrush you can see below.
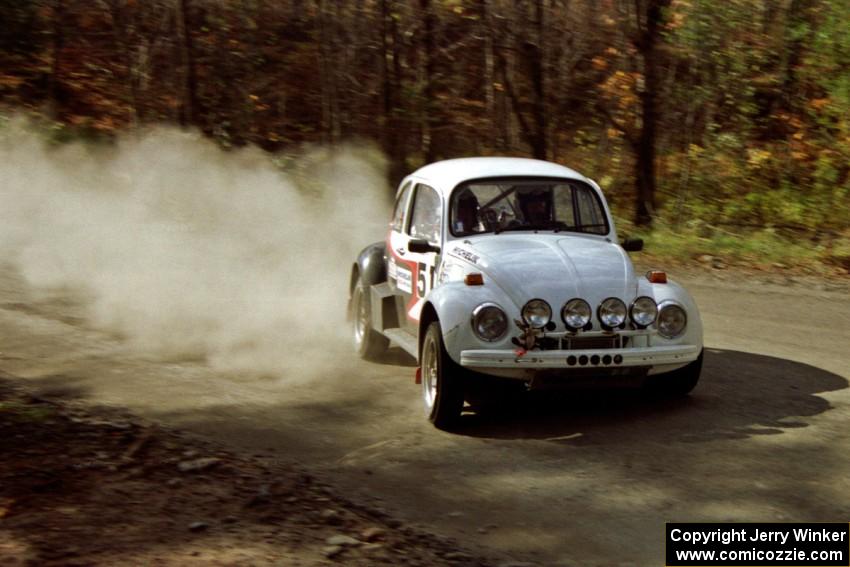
[619,217,850,275]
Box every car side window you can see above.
[408,184,442,245]
[390,182,412,232]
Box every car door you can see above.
[386,181,416,328]
[387,182,442,334]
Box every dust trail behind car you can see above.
[0,118,390,378]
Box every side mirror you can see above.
[622,237,644,252]
[408,238,441,254]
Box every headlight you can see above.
[597,297,627,329]
[629,296,658,328]
[561,298,591,331]
[471,303,508,342]
[658,302,687,338]
[521,299,551,329]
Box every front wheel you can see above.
[421,322,464,429]
[351,279,389,360]
[646,349,703,396]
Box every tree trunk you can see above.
[318,0,339,144]
[481,0,496,143]
[48,0,66,121]
[177,0,199,128]
[781,0,817,112]
[633,0,669,227]
[420,0,437,162]
[502,1,547,160]
[528,0,547,160]
[380,0,407,188]
[106,0,141,128]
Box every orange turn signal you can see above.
[464,273,484,286]
[646,270,667,284]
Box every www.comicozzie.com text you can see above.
[670,527,848,546]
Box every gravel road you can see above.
[2,269,848,566]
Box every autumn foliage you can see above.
[1,0,848,257]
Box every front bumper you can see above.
[460,344,700,369]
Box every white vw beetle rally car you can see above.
[349,158,703,429]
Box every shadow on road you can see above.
[454,348,847,443]
[12,347,845,451]
[127,346,848,460]
[15,374,94,402]
[373,347,417,368]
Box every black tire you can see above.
[647,349,703,397]
[351,279,389,360]
[464,372,524,417]
[421,321,465,429]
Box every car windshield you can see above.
[449,178,609,237]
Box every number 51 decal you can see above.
[416,262,435,298]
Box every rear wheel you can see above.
[647,349,703,396]
[421,321,464,429]
[351,279,389,360]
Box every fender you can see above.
[350,242,387,292]
[419,281,519,364]
[649,278,703,349]
[348,242,387,321]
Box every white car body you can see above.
[350,157,703,427]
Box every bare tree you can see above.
[601,0,671,226]
[176,0,199,127]
[494,0,548,159]
[633,0,671,226]
[419,0,437,162]
[380,0,408,186]
[47,0,66,121]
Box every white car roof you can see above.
[405,157,590,197]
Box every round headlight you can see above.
[562,298,592,330]
[658,303,687,338]
[630,296,658,328]
[521,299,551,329]
[471,303,508,342]
[598,297,627,329]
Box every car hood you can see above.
[450,234,638,312]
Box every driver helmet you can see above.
[516,185,552,221]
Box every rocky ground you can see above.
[0,376,503,566]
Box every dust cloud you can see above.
[0,119,390,378]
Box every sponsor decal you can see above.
[451,247,479,264]
[437,262,450,284]
[387,257,397,280]
[396,266,413,294]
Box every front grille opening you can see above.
[537,335,629,351]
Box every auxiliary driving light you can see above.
[562,298,592,331]
[598,297,627,329]
[521,299,552,329]
[630,296,658,328]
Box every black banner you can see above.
[666,523,849,566]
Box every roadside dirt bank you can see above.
[1,377,514,567]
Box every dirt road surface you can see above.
[2,269,849,566]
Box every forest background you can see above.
[1,0,849,272]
